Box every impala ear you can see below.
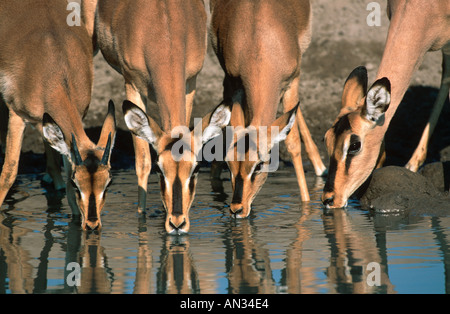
[98,100,116,146]
[122,100,163,148]
[341,66,368,113]
[42,113,72,161]
[269,104,297,146]
[362,77,391,125]
[98,100,116,165]
[201,102,231,144]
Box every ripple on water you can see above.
[1,168,449,294]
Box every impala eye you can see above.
[348,135,361,155]
[254,162,264,173]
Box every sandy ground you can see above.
[14,0,450,176]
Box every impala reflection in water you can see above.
[0,168,449,294]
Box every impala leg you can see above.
[285,73,327,177]
[0,108,25,206]
[126,83,151,214]
[0,99,8,156]
[62,155,81,217]
[43,141,65,191]
[211,75,235,181]
[282,78,309,202]
[284,77,327,177]
[376,140,386,169]
[286,125,310,202]
[185,76,197,126]
[296,106,328,177]
[406,50,450,172]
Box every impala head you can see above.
[43,100,116,230]
[322,66,391,208]
[226,103,297,218]
[123,100,231,234]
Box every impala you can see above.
[210,0,327,218]
[0,0,116,230]
[322,0,450,208]
[95,0,230,233]
[123,100,230,233]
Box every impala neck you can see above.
[51,97,92,149]
[154,70,188,131]
[372,4,434,141]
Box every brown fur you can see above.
[0,0,115,230]
[122,101,230,234]
[211,0,326,217]
[96,0,208,233]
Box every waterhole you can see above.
[1,167,449,294]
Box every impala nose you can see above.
[230,203,243,216]
[321,189,335,207]
[322,196,334,207]
[168,215,187,234]
[85,218,101,231]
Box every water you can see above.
[1,166,449,294]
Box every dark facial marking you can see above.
[345,134,361,173]
[324,156,338,194]
[163,138,192,155]
[84,151,100,174]
[333,114,351,137]
[87,193,98,222]
[232,173,244,204]
[172,176,183,216]
[233,133,257,154]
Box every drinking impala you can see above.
[96,0,230,233]
[210,0,327,218]
[0,0,116,230]
[322,0,450,208]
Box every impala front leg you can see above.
[126,83,151,214]
[62,155,80,217]
[405,50,450,172]
[286,77,327,177]
[0,100,8,156]
[43,141,66,191]
[296,107,327,177]
[0,108,25,206]
[134,135,151,213]
[285,122,310,202]
[185,76,197,126]
[282,78,309,201]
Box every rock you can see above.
[440,145,450,162]
[419,161,450,193]
[360,166,450,216]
